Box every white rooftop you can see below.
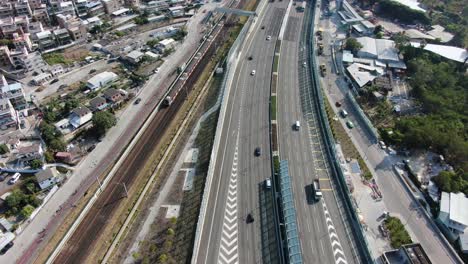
[449,192,468,226]
[441,192,468,226]
[346,63,383,87]
[411,42,468,63]
[392,0,426,12]
[356,37,400,62]
[126,50,144,59]
[112,8,130,16]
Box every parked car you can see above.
[251,70,256,76]
[248,56,253,60]
[0,174,6,182]
[134,98,142,105]
[89,69,97,74]
[8,173,20,185]
[87,144,96,152]
[335,101,342,107]
[0,242,13,255]
[266,35,271,41]
[261,26,265,30]
[50,78,59,84]
[346,121,354,129]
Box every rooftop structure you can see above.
[86,71,118,90]
[381,243,431,264]
[410,42,468,63]
[346,63,384,88]
[438,192,468,238]
[356,37,400,62]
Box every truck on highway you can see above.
[319,64,326,77]
[313,179,322,201]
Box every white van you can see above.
[313,179,322,201]
[8,173,20,185]
[295,121,300,130]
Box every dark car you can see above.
[0,173,6,182]
[89,69,97,74]
[335,101,342,107]
[254,147,261,156]
[58,84,68,90]
[87,145,96,152]
[246,213,254,223]
[261,26,265,30]
[248,56,253,60]
[134,98,142,105]
[0,242,13,255]
[50,78,59,84]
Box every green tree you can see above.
[0,144,9,154]
[167,228,175,236]
[5,189,27,215]
[92,111,117,137]
[49,138,66,151]
[20,204,35,219]
[159,254,168,263]
[63,98,79,115]
[30,159,43,169]
[344,38,363,54]
[44,151,55,163]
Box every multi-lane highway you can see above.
[194,1,289,263]
[276,3,359,264]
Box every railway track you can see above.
[51,16,234,264]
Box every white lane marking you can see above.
[322,202,348,264]
[218,135,240,264]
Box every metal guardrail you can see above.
[190,13,256,264]
[345,92,379,144]
[306,1,374,263]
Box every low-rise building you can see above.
[156,38,175,53]
[144,1,169,12]
[74,0,89,17]
[103,88,122,104]
[125,50,144,64]
[438,192,468,240]
[102,0,120,14]
[32,72,52,85]
[53,28,72,45]
[82,16,102,28]
[0,98,17,129]
[86,71,118,90]
[89,96,108,111]
[32,7,50,25]
[69,106,92,129]
[35,168,59,190]
[15,143,43,163]
[36,30,56,50]
[0,79,27,110]
[168,6,184,17]
[346,62,384,88]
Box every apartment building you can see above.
[0,98,17,129]
[0,75,27,110]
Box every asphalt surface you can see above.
[276,5,357,264]
[194,1,289,263]
[317,3,462,264]
[51,18,230,264]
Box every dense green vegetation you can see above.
[420,0,468,47]
[92,111,117,137]
[384,47,468,194]
[30,159,43,169]
[344,38,363,55]
[0,144,9,154]
[42,52,72,65]
[5,188,41,218]
[384,216,413,248]
[376,0,431,24]
[39,121,66,152]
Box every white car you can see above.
[266,35,271,41]
[303,62,307,67]
[251,70,256,75]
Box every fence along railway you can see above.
[50,11,240,264]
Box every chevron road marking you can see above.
[322,202,348,264]
[217,136,240,264]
